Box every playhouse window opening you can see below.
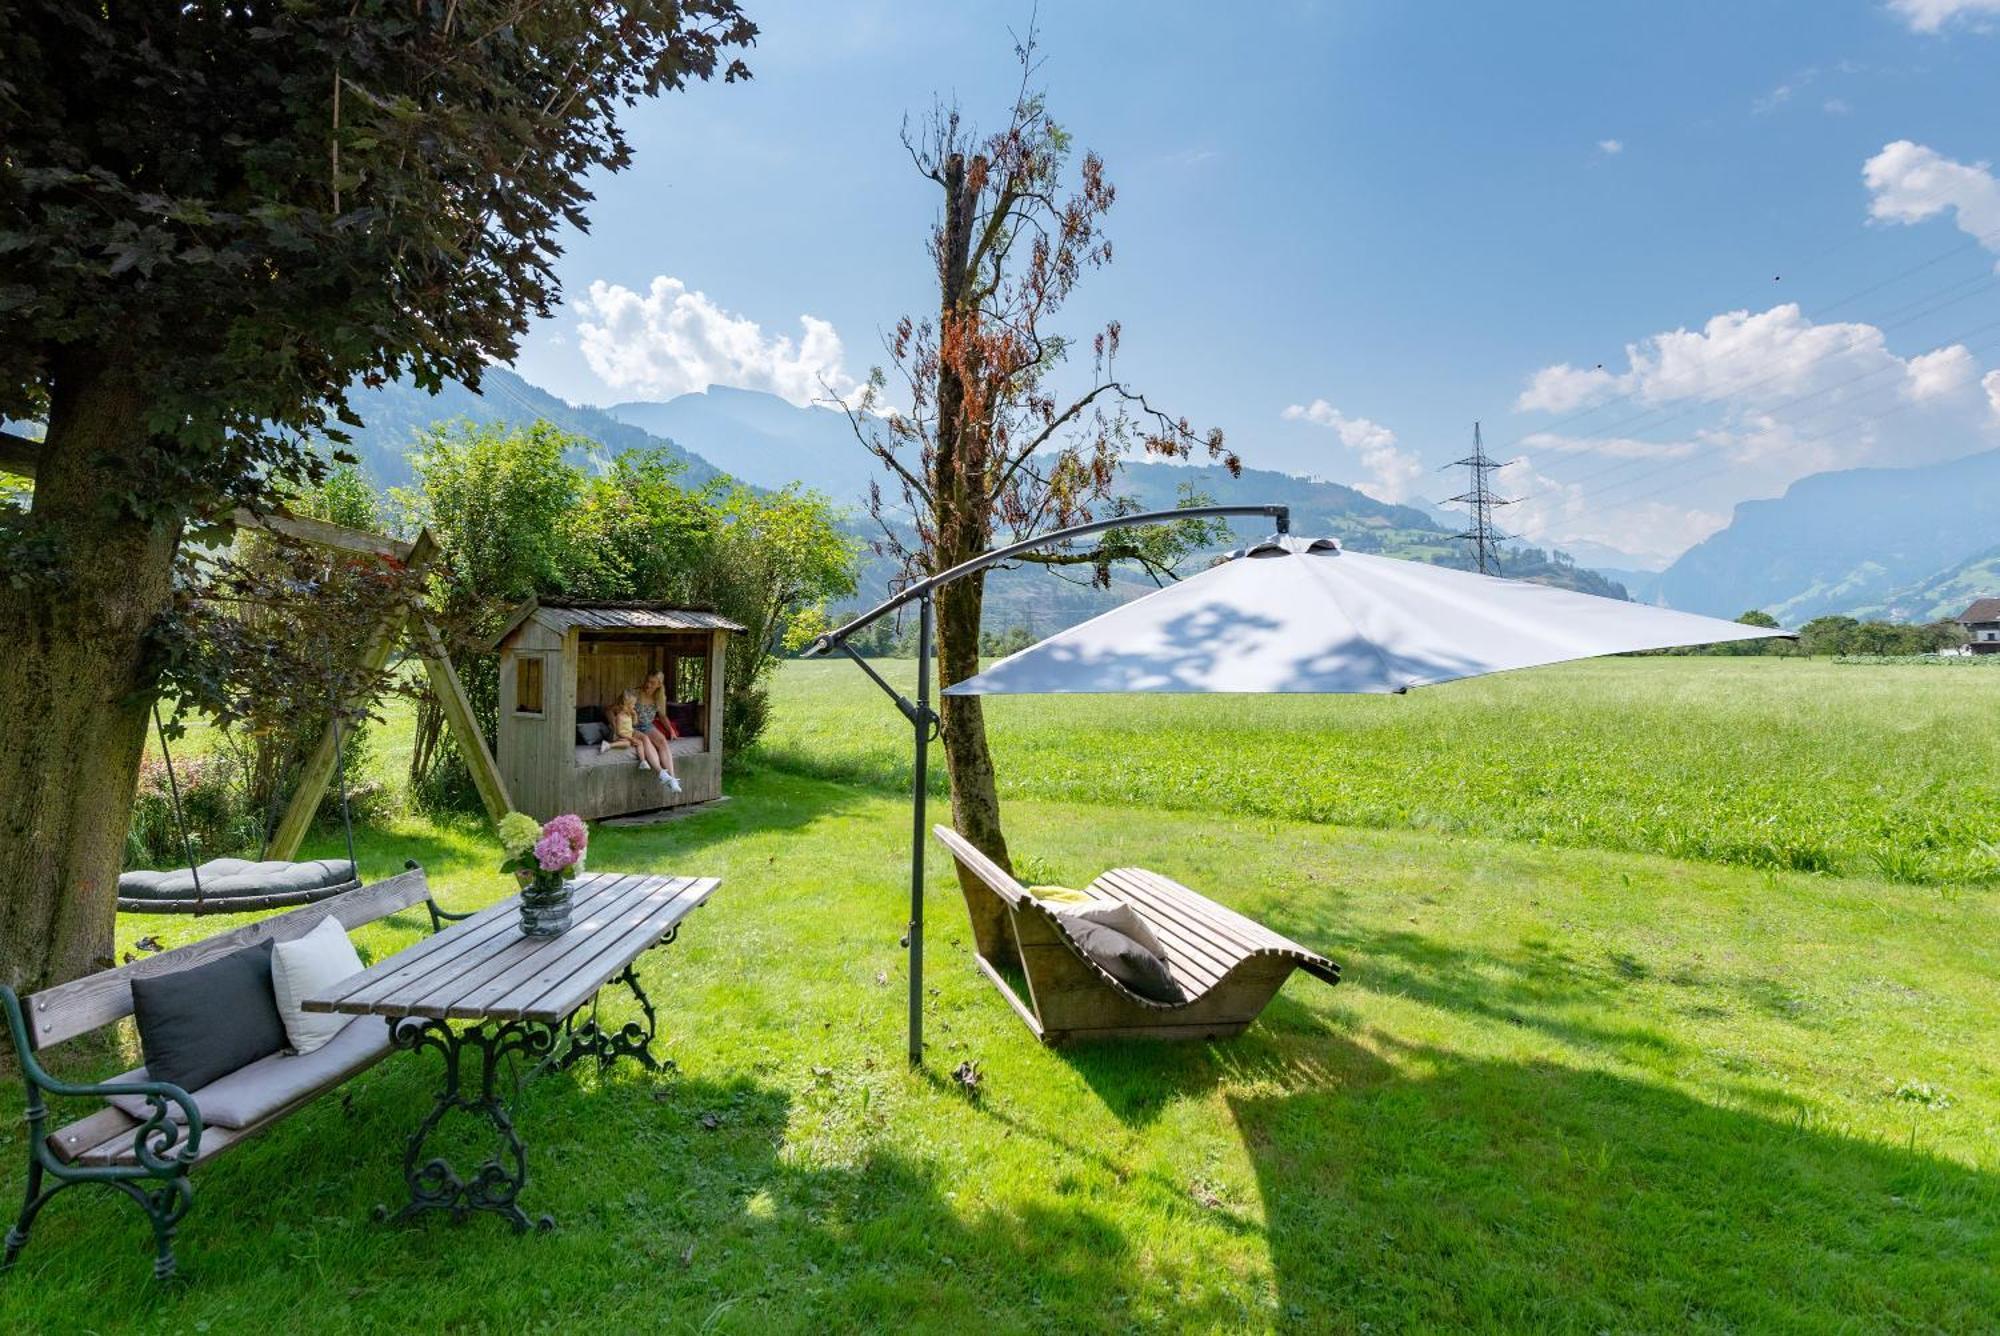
[515,654,546,715]
[574,632,711,740]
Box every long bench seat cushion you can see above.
[131,940,288,1091]
[108,1016,392,1129]
[573,736,704,769]
[118,858,358,900]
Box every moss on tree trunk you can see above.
[0,361,178,991]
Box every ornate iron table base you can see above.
[561,944,677,1074]
[377,961,669,1232]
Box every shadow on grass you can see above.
[1055,992,1377,1130]
[1030,962,1998,1328]
[1055,1010,1995,1327]
[0,1036,1244,1330]
[1231,1045,2000,1329]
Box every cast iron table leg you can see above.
[376,1017,558,1233]
[559,932,679,1074]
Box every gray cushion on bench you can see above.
[1056,913,1186,1004]
[108,1015,391,1129]
[118,858,357,900]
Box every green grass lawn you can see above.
[759,655,2000,886]
[1,659,1996,1330]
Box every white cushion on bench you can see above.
[107,1015,391,1129]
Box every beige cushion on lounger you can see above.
[107,1014,392,1129]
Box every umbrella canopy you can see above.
[946,535,1788,696]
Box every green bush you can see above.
[124,751,260,871]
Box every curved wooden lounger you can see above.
[934,826,1340,1046]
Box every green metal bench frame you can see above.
[0,862,467,1280]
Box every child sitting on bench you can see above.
[597,689,681,791]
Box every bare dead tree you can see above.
[841,25,1238,873]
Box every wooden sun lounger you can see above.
[934,826,1340,1045]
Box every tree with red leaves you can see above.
[846,30,1239,874]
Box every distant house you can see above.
[1958,597,2000,654]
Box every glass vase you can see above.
[518,869,573,937]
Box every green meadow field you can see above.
[760,655,2000,886]
[2,655,1995,1331]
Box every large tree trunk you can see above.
[934,574,1010,874]
[928,149,1013,876]
[0,357,180,991]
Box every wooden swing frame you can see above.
[1,439,510,855]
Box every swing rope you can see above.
[151,701,204,902]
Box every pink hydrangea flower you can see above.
[533,830,576,873]
[546,813,588,854]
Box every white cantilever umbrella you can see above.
[946,535,1787,697]
[815,506,1789,1068]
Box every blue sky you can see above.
[513,0,2000,566]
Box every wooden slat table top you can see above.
[302,871,719,1024]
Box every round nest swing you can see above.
[118,701,362,916]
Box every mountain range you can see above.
[325,369,1999,627]
[1655,448,2000,623]
[328,372,1629,623]
[330,367,722,490]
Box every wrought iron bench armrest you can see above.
[2,986,206,1164]
[408,858,475,934]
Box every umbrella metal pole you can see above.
[808,502,1293,1066]
[908,594,934,1066]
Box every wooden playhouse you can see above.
[490,599,743,821]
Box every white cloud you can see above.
[573,276,862,406]
[1863,140,2000,264]
[1499,456,1727,565]
[1753,73,1811,115]
[1888,0,2000,33]
[1509,301,1996,561]
[1596,138,1624,157]
[1903,344,1979,401]
[1516,363,1620,414]
[1282,399,1427,504]
[1823,97,1852,116]
[1518,304,1987,427]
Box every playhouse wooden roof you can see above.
[488,598,745,649]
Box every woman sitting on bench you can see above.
[596,687,681,793]
[635,670,682,794]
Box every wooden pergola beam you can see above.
[10,430,507,854]
[1,429,42,479]
[264,530,512,859]
[265,531,442,860]
[414,617,510,826]
[235,507,417,563]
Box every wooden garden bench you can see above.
[0,864,461,1280]
[935,826,1341,1045]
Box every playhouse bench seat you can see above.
[571,735,705,770]
[0,866,458,1279]
[934,825,1339,1045]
